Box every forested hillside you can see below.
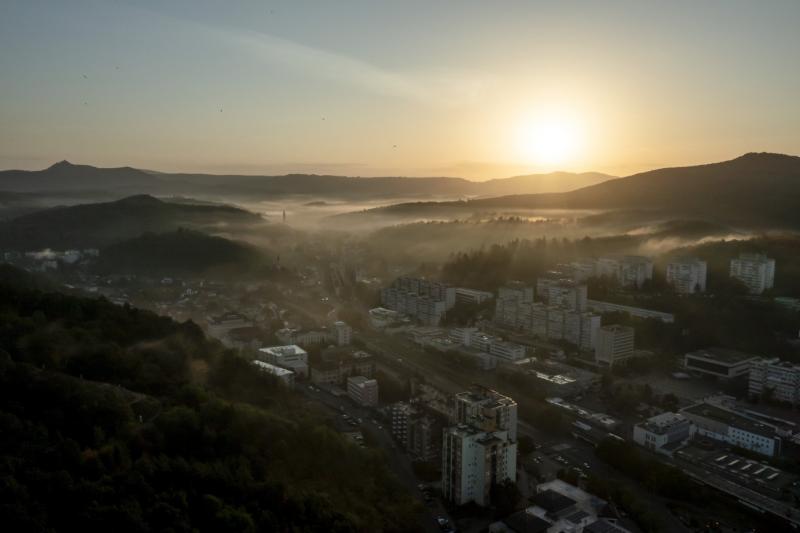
[0,267,417,532]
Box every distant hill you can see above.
[341,153,800,228]
[0,161,613,199]
[0,194,263,250]
[96,229,268,276]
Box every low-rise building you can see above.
[347,376,379,407]
[455,287,494,305]
[252,360,295,388]
[368,307,402,329]
[681,401,781,457]
[684,347,761,380]
[633,412,692,456]
[258,344,309,378]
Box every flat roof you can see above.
[253,360,293,377]
[682,403,776,438]
[686,347,760,365]
[531,489,576,514]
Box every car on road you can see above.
[436,516,449,528]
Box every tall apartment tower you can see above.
[730,253,775,294]
[442,386,518,506]
[594,325,635,367]
[666,257,707,294]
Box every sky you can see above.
[1,0,798,179]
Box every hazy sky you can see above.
[1,0,798,179]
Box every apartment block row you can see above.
[380,277,456,326]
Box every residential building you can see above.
[597,255,654,288]
[682,401,782,457]
[684,347,761,380]
[258,344,309,378]
[749,358,800,405]
[392,402,448,462]
[347,376,379,407]
[545,281,588,312]
[252,360,295,388]
[594,325,634,367]
[455,287,494,305]
[333,320,352,346]
[633,412,692,456]
[498,282,534,304]
[309,350,375,385]
[666,257,707,294]
[450,327,479,346]
[441,425,517,506]
[730,253,775,294]
[454,385,518,441]
[381,277,456,325]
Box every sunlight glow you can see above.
[515,111,585,168]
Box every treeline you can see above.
[0,268,417,532]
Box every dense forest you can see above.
[95,229,272,277]
[0,266,417,532]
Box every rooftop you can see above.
[637,412,689,435]
[531,489,576,514]
[682,402,777,438]
[252,360,293,377]
[686,347,762,365]
[503,510,550,533]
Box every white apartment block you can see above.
[597,255,654,288]
[666,257,707,294]
[347,376,379,407]
[450,327,479,346]
[545,282,587,312]
[333,320,352,346]
[489,341,526,362]
[730,253,775,294]
[381,277,455,326]
[498,283,534,304]
[749,358,800,405]
[454,386,518,441]
[258,344,309,378]
[442,426,517,506]
[594,325,635,367]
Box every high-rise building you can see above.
[441,426,517,506]
[454,386,518,441]
[380,277,456,325]
[597,255,653,288]
[749,358,800,405]
[666,257,707,294]
[545,282,587,312]
[333,320,353,346]
[730,253,775,294]
[442,386,518,506]
[594,325,635,367]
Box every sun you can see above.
[515,112,584,168]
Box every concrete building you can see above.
[258,344,309,378]
[206,312,254,344]
[454,385,518,441]
[498,283,534,304]
[368,307,402,329]
[333,320,352,346]
[381,277,455,326]
[391,401,446,462]
[730,253,775,294]
[310,350,375,385]
[489,340,526,362]
[586,299,675,323]
[597,255,654,288]
[633,412,692,456]
[545,281,588,312]
[347,376,379,407]
[441,425,517,506]
[682,401,781,457]
[450,327,479,346]
[683,347,761,380]
[749,358,800,405]
[666,257,707,294]
[594,325,635,367]
[252,360,295,388]
[455,287,494,305]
